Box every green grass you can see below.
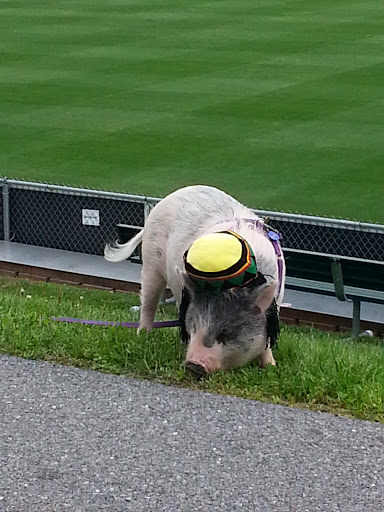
[1,0,384,221]
[1,277,383,422]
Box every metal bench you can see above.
[284,248,384,337]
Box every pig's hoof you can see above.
[185,362,207,380]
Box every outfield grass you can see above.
[0,0,383,221]
[1,277,383,422]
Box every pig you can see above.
[105,185,285,377]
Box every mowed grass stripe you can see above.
[0,0,383,220]
[3,106,174,132]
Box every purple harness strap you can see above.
[51,317,179,328]
[219,217,284,296]
[265,230,284,298]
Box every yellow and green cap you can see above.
[183,230,258,290]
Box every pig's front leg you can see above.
[139,263,166,332]
[257,344,276,368]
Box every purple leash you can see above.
[51,317,180,328]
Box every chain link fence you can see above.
[254,210,384,262]
[1,178,383,261]
[1,179,146,255]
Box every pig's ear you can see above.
[251,282,277,315]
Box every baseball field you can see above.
[0,0,383,221]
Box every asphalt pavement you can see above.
[1,354,383,512]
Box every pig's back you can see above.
[143,186,253,300]
[149,185,250,245]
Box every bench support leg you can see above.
[352,299,361,338]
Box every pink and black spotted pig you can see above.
[105,185,285,378]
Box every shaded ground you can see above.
[1,355,383,511]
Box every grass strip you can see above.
[0,277,383,422]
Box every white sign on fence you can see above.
[82,209,100,226]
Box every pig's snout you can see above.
[185,332,223,378]
[185,362,207,380]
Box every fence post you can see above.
[144,198,154,222]
[2,177,10,241]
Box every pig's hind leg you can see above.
[139,263,167,332]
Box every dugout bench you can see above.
[284,248,384,337]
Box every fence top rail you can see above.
[253,209,384,234]
[1,178,159,204]
[1,177,382,233]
